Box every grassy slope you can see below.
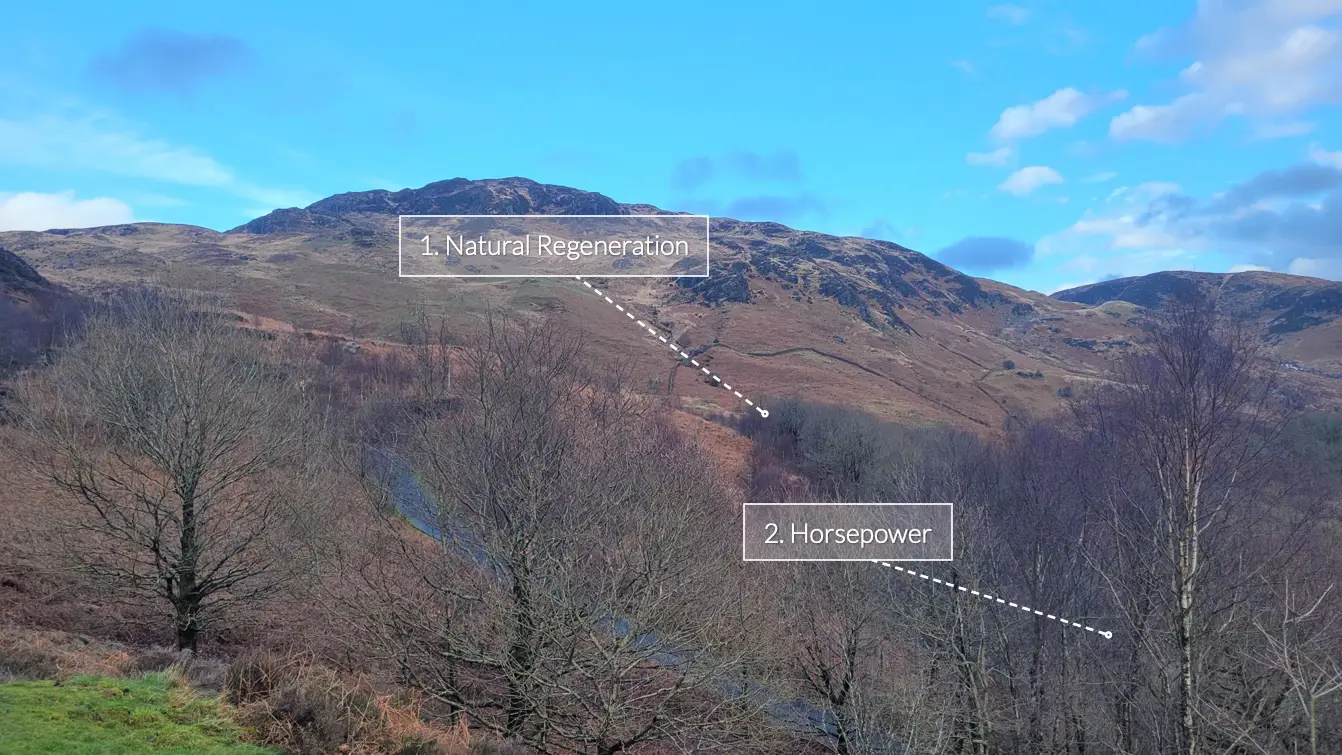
[0,673,277,755]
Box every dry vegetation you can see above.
[2,285,1341,754]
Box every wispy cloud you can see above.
[992,87,1128,141]
[0,113,233,185]
[1309,142,1342,169]
[1042,152,1342,282]
[1112,2,1342,143]
[999,166,1064,196]
[0,111,314,210]
[0,190,134,231]
[966,147,1013,167]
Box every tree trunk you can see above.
[176,495,201,653]
[1177,457,1200,755]
[505,562,536,737]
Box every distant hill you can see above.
[1056,270,1342,339]
[4,178,1341,426]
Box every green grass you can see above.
[0,673,278,755]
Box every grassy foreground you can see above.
[0,673,278,755]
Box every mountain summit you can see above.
[230,178,627,235]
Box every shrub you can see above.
[127,646,183,674]
[224,650,295,705]
[1057,385,1074,398]
[1002,359,1015,370]
[222,651,517,755]
[257,671,381,753]
[0,643,60,681]
[394,737,443,755]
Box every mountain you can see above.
[1056,270,1342,378]
[3,178,1339,428]
[1056,270,1342,336]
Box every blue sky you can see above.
[2,0,1340,294]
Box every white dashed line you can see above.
[574,276,768,418]
[875,562,1112,639]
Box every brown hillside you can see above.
[4,178,1340,431]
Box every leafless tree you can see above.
[1255,581,1342,755]
[346,311,769,753]
[19,288,327,651]
[1084,291,1292,755]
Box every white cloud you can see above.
[1038,157,1342,285]
[1287,256,1342,278]
[1082,171,1118,183]
[0,113,233,186]
[1067,213,1186,250]
[1039,209,1202,277]
[987,4,1030,25]
[0,190,134,231]
[1037,181,1190,260]
[1228,263,1270,272]
[0,110,314,212]
[992,87,1128,141]
[966,147,1012,167]
[1310,142,1342,168]
[1110,93,1209,142]
[1113,2,1342,142]
[999,166,1063,196]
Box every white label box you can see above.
[742,503,953,562]
[398,214,710,278]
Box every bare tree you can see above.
[780,560,922,755]
[347,312,768,753]
[1086,291,1290,755]
[19,289,326,651]
[1255,581,1342,755]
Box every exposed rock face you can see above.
[229,178,627,234]
[668,218,1012,332]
